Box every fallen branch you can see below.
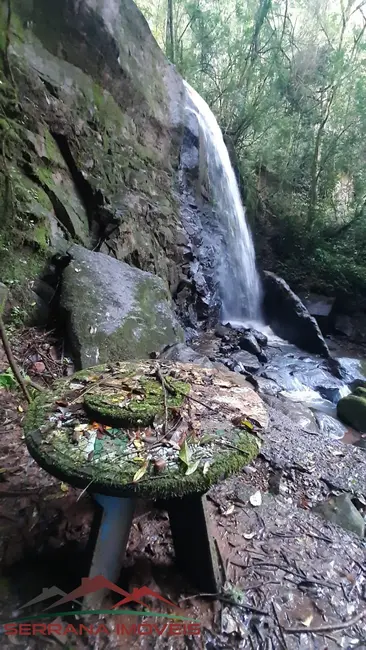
[179,592,269,616]
[0,314,31,403]
[155,365,168,435]
[272,603,289,650]
[283,608,366,635]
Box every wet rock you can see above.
[260,368,302,392]
[61,245,184,369]
[337,387,366,432]
[314,494,365,537]
[337,357,366,384]
[262,271,330,357]
[302,293,335,334]
[0,283,8,316]
[231,351,261,373]
[334,314,355,338]
[315,413,348,439]
[263,395,319,433]
[160,343,213,368]
[251,328,268,347]
[292,367,344,394]
[255,376,280,397]
[318,386,350,404]
[214,324,232,338]
[239,331,262,357]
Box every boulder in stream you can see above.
[262,271,330,357]
[61,245,184,369]
[239,331,262,357]
[337,387,366,432]
[314,494,365,538]
[231,351,261,373]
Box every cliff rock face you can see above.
[0,0,190,300]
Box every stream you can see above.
[190,322,366,446]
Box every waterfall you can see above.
[184,82,262,324]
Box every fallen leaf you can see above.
[179,439,191,466]
[243,532,256,540]
[203,461,210,475]
[241,419,254,430]
[300,614,313,627]
[133,439,143,450]
[60,482,69,493]
[18,406,24,413]
[133,461,149,483]
[223,504,235,516]
[185,460,200,476]
[249,490,262,507]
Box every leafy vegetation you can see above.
[137,0,366,300]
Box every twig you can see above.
[155,365,168,435]
[164,376,217,412]
[179,592,269,616]
[272,602,289,650]
[283,608,366,635]
[76,478,95,502]
[214,538,227,582]
[27,379,46,393]
[69,375,105,404]
[0,314,31,403]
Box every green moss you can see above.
[23,361,263,498]
[32,224,49,250]
[84,378,190,427]
[25,390,259,499]
[35,164,54,186]
[337,392,366,432]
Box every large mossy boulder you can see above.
[337,387,366,432]
[61,245,184,369]
[24,360,268,498]
[262,271,330,357]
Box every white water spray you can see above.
[184,82,262,323]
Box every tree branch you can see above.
[0,315,31,403]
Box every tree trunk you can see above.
[166,0,175,63]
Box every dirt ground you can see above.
[0,328,365,649]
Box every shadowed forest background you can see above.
[137,0,366,306]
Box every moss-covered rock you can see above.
[337,388,366,432]
[61,245,184,368]
[24,360,267,498]
[0,0,185,301]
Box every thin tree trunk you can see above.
[0,315,31,403]
[166,0,175,63]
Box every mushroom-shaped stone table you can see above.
[24,360,267,607]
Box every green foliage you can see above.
[136,0,366,298]
[0,368,17,390]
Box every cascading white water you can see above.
[184,81,262,324]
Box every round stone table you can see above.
[24,360,267,607]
